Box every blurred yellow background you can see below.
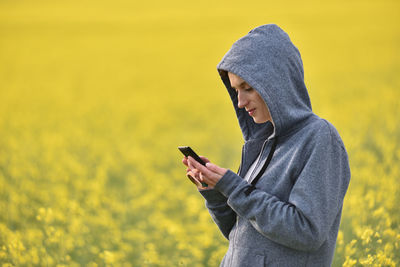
[1,0,399,266]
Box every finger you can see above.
[187,172,202,187]
[187,160,200,178]
[192,169,200,179]
[187,174,197,184]
[182,157,188,167]
[188,156,215,178]
[187,173,198,184]
[199,156,210,163]
[206,162,227,176]
[187,157,194,169]
[199,172,206,182]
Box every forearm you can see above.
[199,188,237,240]
[214,170,339,251]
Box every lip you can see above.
[247,108,256,116]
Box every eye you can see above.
[245,87,254,92]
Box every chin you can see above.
[253,118,263,124]
[253,117,269,124]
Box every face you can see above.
[228,72,272,124]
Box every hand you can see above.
[182,156,210,189]
[186,156,227,188]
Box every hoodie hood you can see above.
[217,24,313,141]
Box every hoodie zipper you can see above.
[230,138,272,264]
[248,139,270,183]
[237,145,245,175]
[230,144,245,265]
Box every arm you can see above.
[214,128,350,251]
[182,156,236,239]
[189,126,350,251]
[199,189,237,240]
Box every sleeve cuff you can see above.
[214,169,249,198]
[199,188,227,203]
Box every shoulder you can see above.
[279,115,347,152]
[307,117,347,152]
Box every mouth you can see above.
[247,108,256,116]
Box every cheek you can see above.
[257,98,269,116]
[255,95,265,108]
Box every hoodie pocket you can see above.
[253,254,266,266]
[227,246,266,267]
[238,253,265,267]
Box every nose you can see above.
[237,91,248,109]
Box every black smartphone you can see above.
[178,146,208,187]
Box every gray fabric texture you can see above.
[199,24,351,266]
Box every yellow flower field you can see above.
[0,0,399,266]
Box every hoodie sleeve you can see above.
[213,124,350,251]
[199,188,237,240]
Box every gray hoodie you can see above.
[199,24,350,266]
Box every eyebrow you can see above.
[231,81,246,90]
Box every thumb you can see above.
[206,162,224,174]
